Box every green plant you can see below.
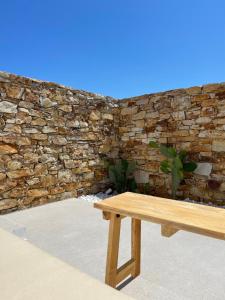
[149,141,197,199]
[138,182,151,195]
[107,159,137,193]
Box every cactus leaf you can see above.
[183,162,197,172]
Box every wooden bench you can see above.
[94,192,225,288]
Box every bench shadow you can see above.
[116,276,135,290]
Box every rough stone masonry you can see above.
[0,72,119,213]
[1,71,225,213]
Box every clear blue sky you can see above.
[1,0,225,98]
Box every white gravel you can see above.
[75,190,117,203]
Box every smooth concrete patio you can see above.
[0,198,225,300]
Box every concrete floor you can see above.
[0,199,225,300]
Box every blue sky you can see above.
[1,0,225,98]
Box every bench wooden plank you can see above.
[116,259,135,285]
[94,192,225,241]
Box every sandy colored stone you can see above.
[52,136,67,145]
[99,144,111,153]
[41,175,57,187]
[40,97,57,108]
[31,118,47,126]
[0,173,6,181]
[31,133,47,140]
[185,86,202,95]
[58,170,73,183]
[49,186,65,195]
[24,153,39,163]
[6,86,24,99]
[89,111,101,121]
[59,105,72,112]
[19,101,34,109]
[121,106,138,115]
[7,160,22,171]
[64,160,77,169]
[132,111,146,120]
[23,128,39,134]
[7,188,27,198]
[17,137,31,146]
[34,164,48,176]
[7,169,32,179]
[172,111,185,120]
[203,83,225,93]
[212,140,225,152]
[42,126,57,133]
[26,177,40,186]
[0,198,17,210]
[4,124,22,134]
[0,101,17,113]
[0,144,17,155]
[196,117,211,124]
[135,120,145,128]
[102,113,113,120]
[27,189,48,198]
[66,120,80,128]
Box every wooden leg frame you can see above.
[104,212,141,288]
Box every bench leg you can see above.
[105,213,141,288]
[105,213,121,287]
[131,218,141,277]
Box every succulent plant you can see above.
[149,141,197,199]
[106,159,137,193]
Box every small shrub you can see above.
[106,159,137,193]
[138,182,151,195]
[149,141,197,199]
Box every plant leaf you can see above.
[160,145,177,158]
[126,160,136,175]
[121,159,128,172]
[128,178,137,192]
[183,162,197,172]
[160,160,171,174]
[178,150,187,161]
[149,141,159,148]
[174,156,183,170]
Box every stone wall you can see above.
[1,71,225,214]
[0,72,119,213]
[119,83,225,205]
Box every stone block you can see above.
[194,163,212,177]
[31,118,47,126]
[31,133,47,140]
[132,111,146,120]
[27,189,48,198]
[51,136,67,145]
[196,117,211,124]
[0,101,17,113]
[102,113,113,120]
[89,111,101,121]
[121,106,138,115]
[212,140,225,152]
[7,169,32,179]
[7,160,22,171]
[134,170,149,184]
[40,97,57,108]
[0,144,17,154]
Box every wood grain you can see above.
[131,219,141,276]
[105,213,121,287]
[161,224,179,237]
[94,192,225,240]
